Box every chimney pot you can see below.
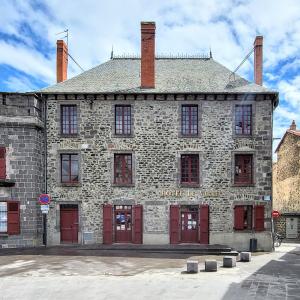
[290,120,297,131]
[141,21,156,89]
[254,36,263,85]
[57,40,68,83]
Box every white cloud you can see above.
[4,75,38,92]
[0,40,54,82]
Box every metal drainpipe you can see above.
[42,93,47,195]
[40,93,48,247]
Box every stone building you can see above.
[37,22,278,251]
[0,93,44,248]
[273,121,300,239]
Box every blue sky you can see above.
[1,0,300,156]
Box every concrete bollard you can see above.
[186,260,199,273]
[205,259,218,272]
[223,256,236,268]
[240,252,251,262]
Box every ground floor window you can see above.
[0,202,7,232]
[234,205,264,231]
[0,201,20,235]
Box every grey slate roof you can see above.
[40,58,277,95]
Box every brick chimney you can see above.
[254,36,263,85]
[141,21,156,89]
[290,120,297,131]
[56,40,68,83]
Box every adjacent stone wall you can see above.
[273,134,300,214]
[46,93,273,250]
[0,93,44,248]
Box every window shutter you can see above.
[7,201,20,235]
[255,205,264,231]
[0,147,6,179]
[103,204,113,244]
[133,205,143,244]
[200,204,209,244]
[170,205,180,244]
[234,206,244,230]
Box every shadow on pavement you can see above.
[222,246,300,300]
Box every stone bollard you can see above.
[205,259,218,272]
[186,260,199,273]
[223,256,236,268]
[240,252,251,262]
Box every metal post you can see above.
[43,214,47,247]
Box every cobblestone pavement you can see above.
[0,243,299,300]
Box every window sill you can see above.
[0,179,15,187]
[179,134,201,139]
[112,134,134,138]
[0,233,8,237]
[59,183,81,187]
[180,183,200,188]
[232,183,255,187]
[112,183,135,188]
[233,134,253,138]
[59,134,79,138]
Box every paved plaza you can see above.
[0,243,299,300]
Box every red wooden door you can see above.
[170,205,180,244]
[181,210,198,243]
[199,204,209,244]
[133,205,143,244]
[60,205,78,243]
[103,204,113,244]
[115,205,132,243]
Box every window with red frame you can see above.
[234,205,264,231]
[234,154,253,185]
[181,105,198,136]
[181,154,199,185]
[235,105,252,135]
[0,201,20,235]
[114,154,132,184]
[61,154,79,183]
[61,105,78,135]
[115,105,131,135]
[0,147,6,179]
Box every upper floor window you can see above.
[234,154,253,185]
[114,154,132,185]
[61,105,78,135]
[181,154,199,185]
[61,154,79,183]
[181,105,198,136]
[115,105,131,135]
[235,105,252,135]
[0,147,6,179]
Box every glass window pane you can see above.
[0,202,7,232]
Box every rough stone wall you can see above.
[273,134,300,213]
[0,94,44,248]
[46,94,273,249]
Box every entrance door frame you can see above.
[180,205,199,243]
[114,205,133,243]
[59,203,80,244]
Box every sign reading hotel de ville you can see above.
[160,190,221,198]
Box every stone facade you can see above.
[273,123,300,239]
[0,93,45,248]
[46,92,274,251]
